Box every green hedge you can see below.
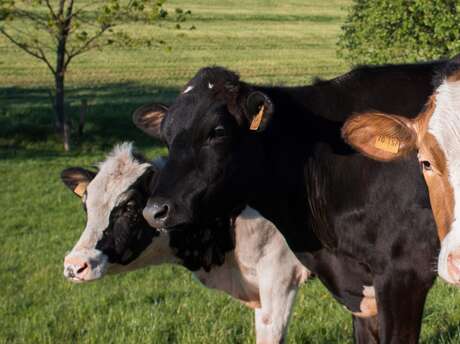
[338,0,460,64]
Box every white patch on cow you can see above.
[429,80,460,284]
[64,142,150,280]
[194,206,310,342]
[208,82,214,89]
[183,85,194,94]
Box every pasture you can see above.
[2,0,460,342]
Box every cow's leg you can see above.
[374,269,434,344]
[254,263,302,344]
[255,308,273,344]
[352,315,379,344]
[254,287,298,344]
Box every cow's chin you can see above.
[438,228,460,286]
[66,273,103,284]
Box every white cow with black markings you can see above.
[62,143,310,344]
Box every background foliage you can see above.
[338,0,460,64]
[2,1,460,343]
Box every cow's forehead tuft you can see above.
[87,143,149,207]
[190,66,240,89]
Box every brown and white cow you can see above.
[61,143,310,344]
[342,54,460,285]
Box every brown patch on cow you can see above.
[412,96,454,241]
[447,69,460,82]
[412,95,436,142]
[353,296,378,318]
[342,112,417,161]
[240,299,261,309]
[419,133,454,240]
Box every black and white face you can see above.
[62,143,167,283]
[133,67,274,230]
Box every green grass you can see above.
[2,1,460,343]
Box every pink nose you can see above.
[64,256,90,281]
[447,252,460,284]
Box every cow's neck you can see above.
[242,85,349,253]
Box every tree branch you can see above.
[65,25,110,67]
[0,28,56,74]
[44,0,58,21]
[57,0,65,18]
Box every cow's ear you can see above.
[245,91,274,132]
[342,112,418,161]
[61,167,96,198]
[132,103,168,140]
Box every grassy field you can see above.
[2,1,460,343]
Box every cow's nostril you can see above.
[153,204,169,220]
[77,262,89,275]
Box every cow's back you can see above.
[302,60,445,122]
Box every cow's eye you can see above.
[213,125,226,138]
[421,160,432,171]
[125,199,137,210]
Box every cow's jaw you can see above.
[427,79,460,285]
[105,232,177,274]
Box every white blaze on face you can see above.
[429,79,460,284]
[183,85,194,94]
[64,143,150,281]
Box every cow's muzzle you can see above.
[143,202,169,228]
[438,227,460,286]
[63,251,107,283]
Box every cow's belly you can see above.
[301,249,377,317]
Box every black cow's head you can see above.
[134,67,274,229]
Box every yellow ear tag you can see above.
[74,183,87,197]
[374,135,400,154]
[249,105,265,131]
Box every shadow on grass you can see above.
[425,324,460,343]
[0,82,180,159]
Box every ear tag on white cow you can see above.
[74,183,87,197]
[374,135,400,154]
[249,105,265,131]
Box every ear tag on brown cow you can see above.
[249,105,265,131]
[74,183,87,197]
[374,135,400,154]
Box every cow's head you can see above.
[61,143,168,282]
[133,67,274,229]
[342,55,460,285]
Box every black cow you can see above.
[134,62,444,343]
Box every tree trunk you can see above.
[54,0,73,152]
[55,57,70,151]
[78,99,87,137]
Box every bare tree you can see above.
[0,0,188,150]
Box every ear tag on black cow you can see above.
[374,135,400,154]
[250,105,265,131]
[74,183,87,198]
